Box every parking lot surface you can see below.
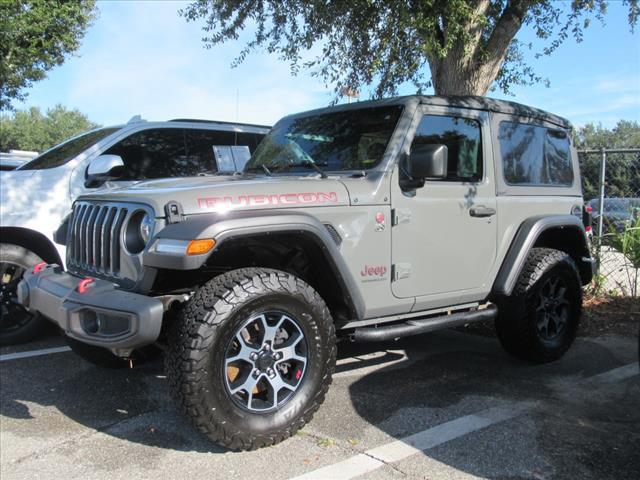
[1,329,638,480]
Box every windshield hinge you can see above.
[164,201,184,224]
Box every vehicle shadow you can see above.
[0,344,226,454]
[344,329,640,479]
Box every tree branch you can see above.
[483,0,532,63]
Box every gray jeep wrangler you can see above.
[17,96,594,450]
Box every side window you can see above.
[104,128,187,180]
[499,122,573,186]
[184,129,235,174]
[544,129,573,185]
[410,115,483,182]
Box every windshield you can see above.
[18,128,120,170]
[245,105,403,174]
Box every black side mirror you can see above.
[401,144,448,189]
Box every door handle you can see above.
[469,206,496,218]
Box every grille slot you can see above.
[67,202,129,277]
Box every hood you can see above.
[78,175,351,216]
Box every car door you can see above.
[390,107,498,306]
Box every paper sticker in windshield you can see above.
[197,192,339,210]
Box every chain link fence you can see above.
[579,148,640,297]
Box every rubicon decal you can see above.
[197,192,339,209]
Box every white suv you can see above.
[0,118,269,344]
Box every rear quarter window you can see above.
[499,121,573,186]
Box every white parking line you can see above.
[291,361,640,480]
[291,405,524,480]
[0,346,71,362]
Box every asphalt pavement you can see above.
[1,328,638,480]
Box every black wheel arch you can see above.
[492,215,593,298]
[144,210,365,323]
[0,227,63,266]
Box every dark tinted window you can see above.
[104,128,187,180]
[410,115,482,182]
[19,128,119,170]
[246,106,403,173]
[105,128,267,180]
[184,129,234,174]
[183,130,265,172]
[499,122,573,186]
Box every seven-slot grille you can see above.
[67,201,128,276]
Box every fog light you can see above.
[80,310,131,336]
[81,310,100,334]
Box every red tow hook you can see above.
[77,277,95,294]
[32,262,47,274]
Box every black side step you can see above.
[351,304,498,343]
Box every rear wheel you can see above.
[165,268,336,450]
[495,248,582,363]
[0,243,49,346]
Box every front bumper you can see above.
[17,265,164,356]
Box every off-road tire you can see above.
[0,243,49,346]
[64,335,161,369]
[165,268,336,450]
[495,248,582,363]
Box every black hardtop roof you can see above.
[284,95,571,129]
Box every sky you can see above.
[14,0,640,129]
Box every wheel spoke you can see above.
[537,314,549,338]
[259,314,286,346]
[226,333,259,364]
[555,309,568,328]
[274,332,306,364]
[556,286,567,302]
[230,372,260,395]
[267,371,294,395]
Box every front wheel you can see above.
[0,243,50,346]
[495,248,582,363]
[165,268,336,450]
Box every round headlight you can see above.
[124,210,153,254]
[139,213,153,243]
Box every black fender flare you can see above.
[492,215,594,297]
[143,209,366,319]
[0,226,63,265]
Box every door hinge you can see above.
[392,208,412,226]
[392,263,412,281]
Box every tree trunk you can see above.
[429,57,495,96]
[427,0,531,96]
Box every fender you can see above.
[143,209,366,319]
[492,215,594,297]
